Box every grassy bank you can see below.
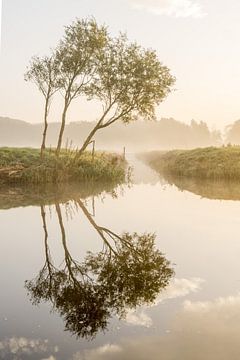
[141,146,240,180]
[0,148,126,184]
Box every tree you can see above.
[55,18,108,156]
[26,199,174,339]
[225,120,240,144]
[25,55,60,158]
[77,34,175,156]
[25,18,175,157]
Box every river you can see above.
[1,155,240,359]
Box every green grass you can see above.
[0,147,126,184]
[141,146,240,180]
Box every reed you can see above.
[0,147,126,184]
[141,146,240,180]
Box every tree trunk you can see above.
[56,103,68,157]
[77,116,108,158]
[76,107,112,158]
[40,100,49,159]
[78,127,99,157]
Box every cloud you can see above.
[156,277,204,303]
[181,293,240,334]
[124,277,204,327]
[72,344,122,360]
[128,0,206,18]
[74,292,240,360]
[125,310,153,327]
[0,337,58,359]
[184,293,240,312]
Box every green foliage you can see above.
[25,55,61,155]
[142,146,240,180]
[87,34,175,123]
[56,17,108,98]
[55,18,109,153]
[24,55,60,100]
[0,148,125,184]
[78,33,175,153]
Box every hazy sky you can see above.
[0,0,240,128]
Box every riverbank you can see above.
[140,146,240,180]
[0,148,126,184]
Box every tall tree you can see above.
[25,55,60,158]
[77,34,175,156]
[55,18,108,156]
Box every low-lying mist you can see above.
[1,116,238,152]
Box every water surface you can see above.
[1,155,240,359]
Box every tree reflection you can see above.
[25,199,174,339]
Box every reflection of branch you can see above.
[75,199,118,256]
[40,205,55,294]
[41,205,49,264]
[26,206,57,305]
[74,199,142,257]
[99,227,140,254]
[55,203,89,284]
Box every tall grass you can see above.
[0,148,126,184]
[141,146,240,180]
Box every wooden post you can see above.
[123,146,126,160]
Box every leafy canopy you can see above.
[86,34,175,126]
[56,18,108,102]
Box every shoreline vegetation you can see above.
[0,148,126,185]
[141,146,240,181]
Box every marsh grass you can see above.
[141,146,240,180]
[0,148,126,184]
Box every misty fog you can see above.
[0,116,228,152]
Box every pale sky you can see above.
[0,0,240,129]
[0,0,2,48]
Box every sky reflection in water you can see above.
[1,157,240,359]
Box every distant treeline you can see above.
[1,116,239,151]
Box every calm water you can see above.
[1,155,240,359]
